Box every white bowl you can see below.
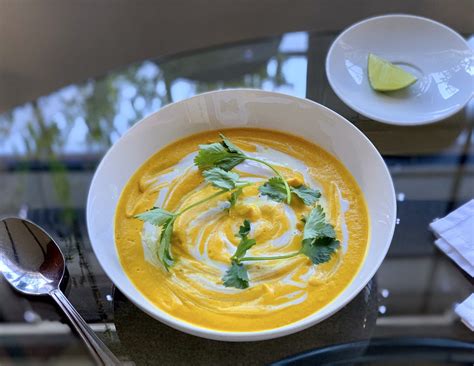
[326,14,474,126]
[87,89,396,341]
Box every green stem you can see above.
[175,190,228,216]
[245,156,292,204]
[239,252,300,262]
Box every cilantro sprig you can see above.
[223,206,339,289]
[259,177,320,205]
[135,168,250,270]
[222,220,256,289]
[195,134,292,204]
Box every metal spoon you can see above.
[0,217,121,365]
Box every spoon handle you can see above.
[50,289,121,365]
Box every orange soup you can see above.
[115,128,369,331]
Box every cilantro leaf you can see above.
[222,261,249,289]
[303,206,336,240]
[291,185,320,205]
[228,187,243,208]
[134,207,175,269]
[259,177,287,202]
[194,141,245,171]
[238,219,251,238]
[299,206,339,265]
[259,177,320,206]
[134,207,175,226]
[300,237,340,265]
[219,133,244,154]
[203,167,246,191]
[158,218,175,270]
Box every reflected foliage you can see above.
[0,34,307,207]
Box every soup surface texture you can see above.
[115,128,369,332]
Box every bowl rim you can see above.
[325,13,474,126]
[86,88,397,341]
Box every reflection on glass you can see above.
[0,33,309,215]
[279,32,309,52]
[0,33,309,158]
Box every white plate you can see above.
[326,14,474,125]
[87,89,396,341]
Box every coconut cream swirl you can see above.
[135,144,349,315]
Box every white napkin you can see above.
[429,199,474,277]
[455,294,474,331]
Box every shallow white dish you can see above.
[326,14,474,126]
[87,89,396,341]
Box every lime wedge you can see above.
[368,53,417,92]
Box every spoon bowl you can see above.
[0,218,64,295]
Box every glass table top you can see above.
[0,28,473,365]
